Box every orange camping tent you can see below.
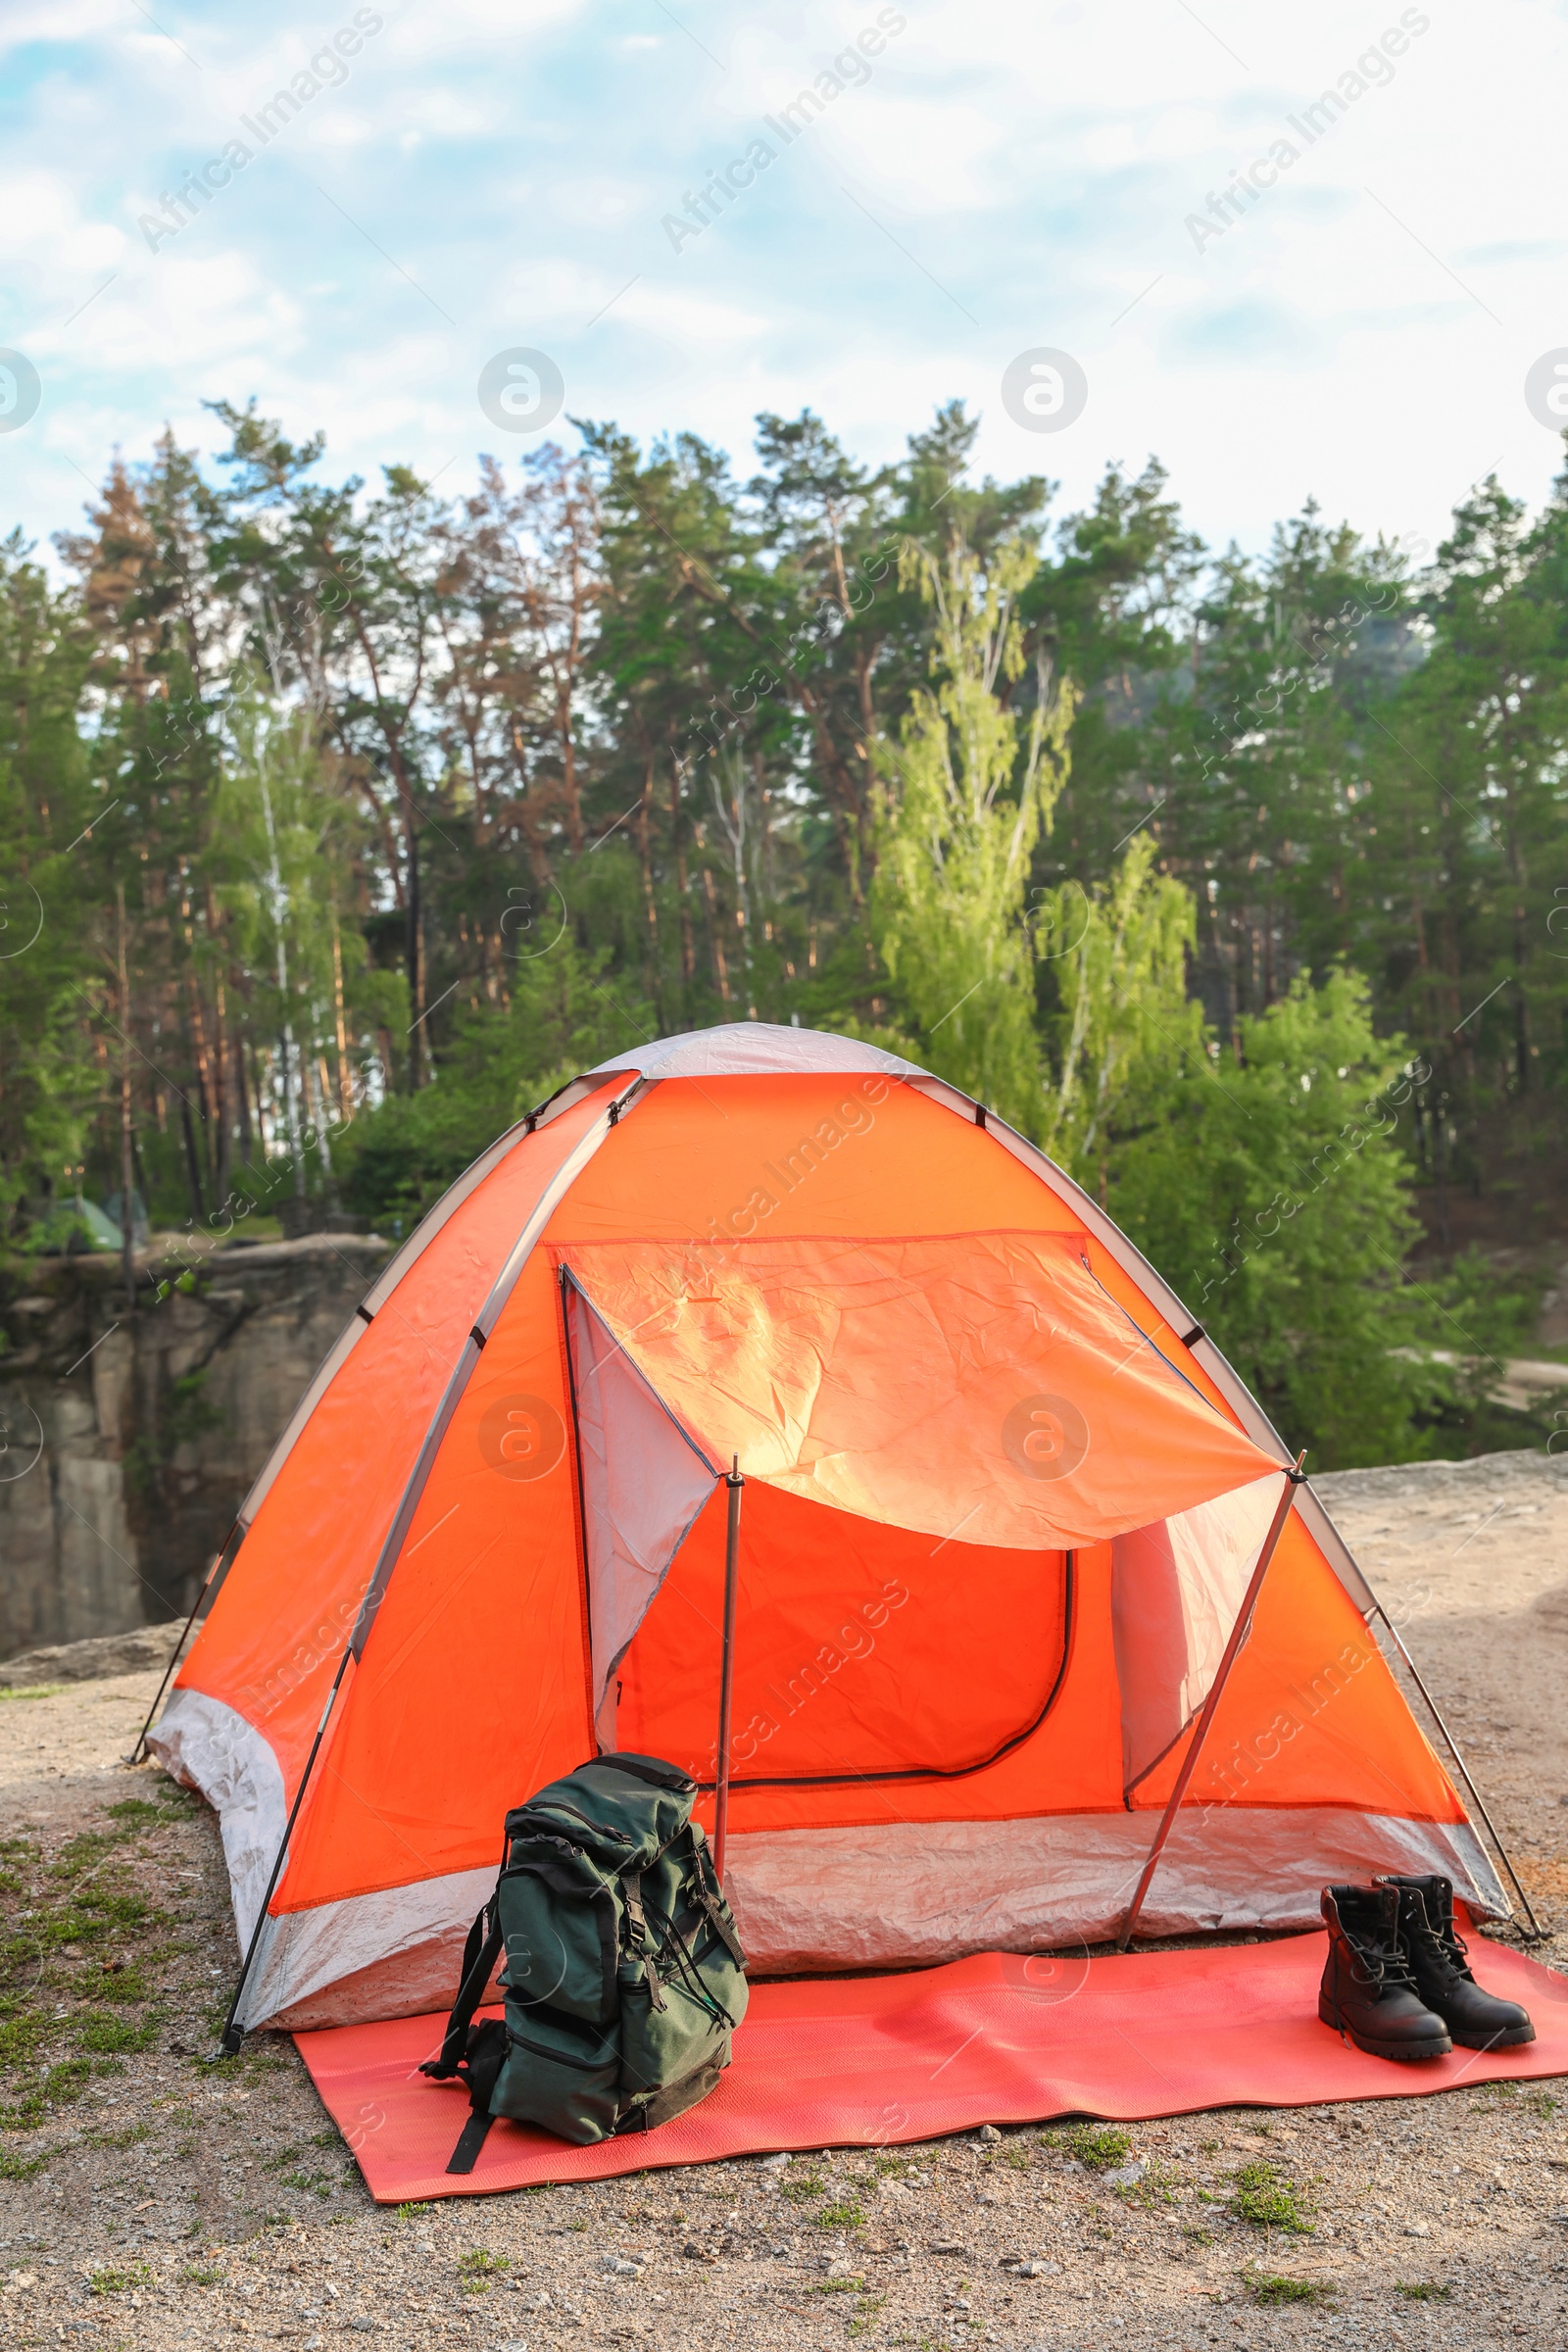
[144,1023,1507,2037]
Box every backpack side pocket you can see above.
[490,2005,624,2145]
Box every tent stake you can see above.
[1374,1606,1544,1941]
[218,1645,352,2056]
[713,1457,744,1885]
[1117,1453,1306,1952]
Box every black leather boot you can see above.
[1319,1884,1451,2060]
[1378,1874,1536,2050]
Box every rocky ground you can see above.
[2,1448,1565,2351]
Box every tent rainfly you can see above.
[143,1023,1509,2038]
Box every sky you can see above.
[2,0,1567,566]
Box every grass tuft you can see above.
[76,2010,159,2055]
[1247,2273,1331,2305]
[82,2120,150,2148]
[0,2057,92,2131]
[1230,2160,1314,2234]
[77,1963,151,2005]
[90,2261,152,2295]
[1056,2121,1132,2172]
[459,2249,512,2293]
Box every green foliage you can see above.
[1395,2280,1452,2300]
[81,2119,150,2146]
[1037,830,1201,1170]
[1247,2273,1330,2305]
[0,1799,170,2129]
[0,532,102,1230]
[89,2261,151,2295]
[75,1963,150,2004]
[126,1365,226,1497]
[1110,968,1489,1465]
[107,1791,194,1825]
[278,2165,335,2195]
[335,932,652,1225]
[76,2009,159,2054]
[458,2249,511,2290]
[1229,2161,1314,2233]
[868,533,1075,1136]
[1056,2122,1132,2171]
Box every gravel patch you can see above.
[3,1455,1565,2348]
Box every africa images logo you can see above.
[478,1394,567,1482]
[1002,1395,1089,1482]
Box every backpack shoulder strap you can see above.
[419,1895,504,2082]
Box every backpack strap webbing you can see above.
[442,2017,510,2174]
[620,1870,667,2011]
[419,1898,503,2082]
[446,2106,497,2174]
[694,1839,747,1971]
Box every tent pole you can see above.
[713,1457,744,1885]
[126,1520,243,1767]
[1116,1453,1306,1953]
[218,1644,352,2056]
[1374,1606,1544,1941]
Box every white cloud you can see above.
[0,0,118,50]
[546,176,646,229]
[825,93,1006,211]
[1143,106,1222,161]
[4,0,1568,578]
[0,172,126,275]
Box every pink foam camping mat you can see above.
[295,1933,1568,2203]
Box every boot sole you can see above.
[1318,1995,1451,2061]
[1448,2022,1536,2050]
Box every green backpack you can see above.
[421,1753,748,2166]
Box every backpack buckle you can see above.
[621,1870,668,2009]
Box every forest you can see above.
[2,396,1565,1469]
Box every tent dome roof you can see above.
[591,1020,926,1082]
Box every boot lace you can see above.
[1410,1908,1471,1979]
[1326,1921,1420,2047]
[1346,1933,1420,1999]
